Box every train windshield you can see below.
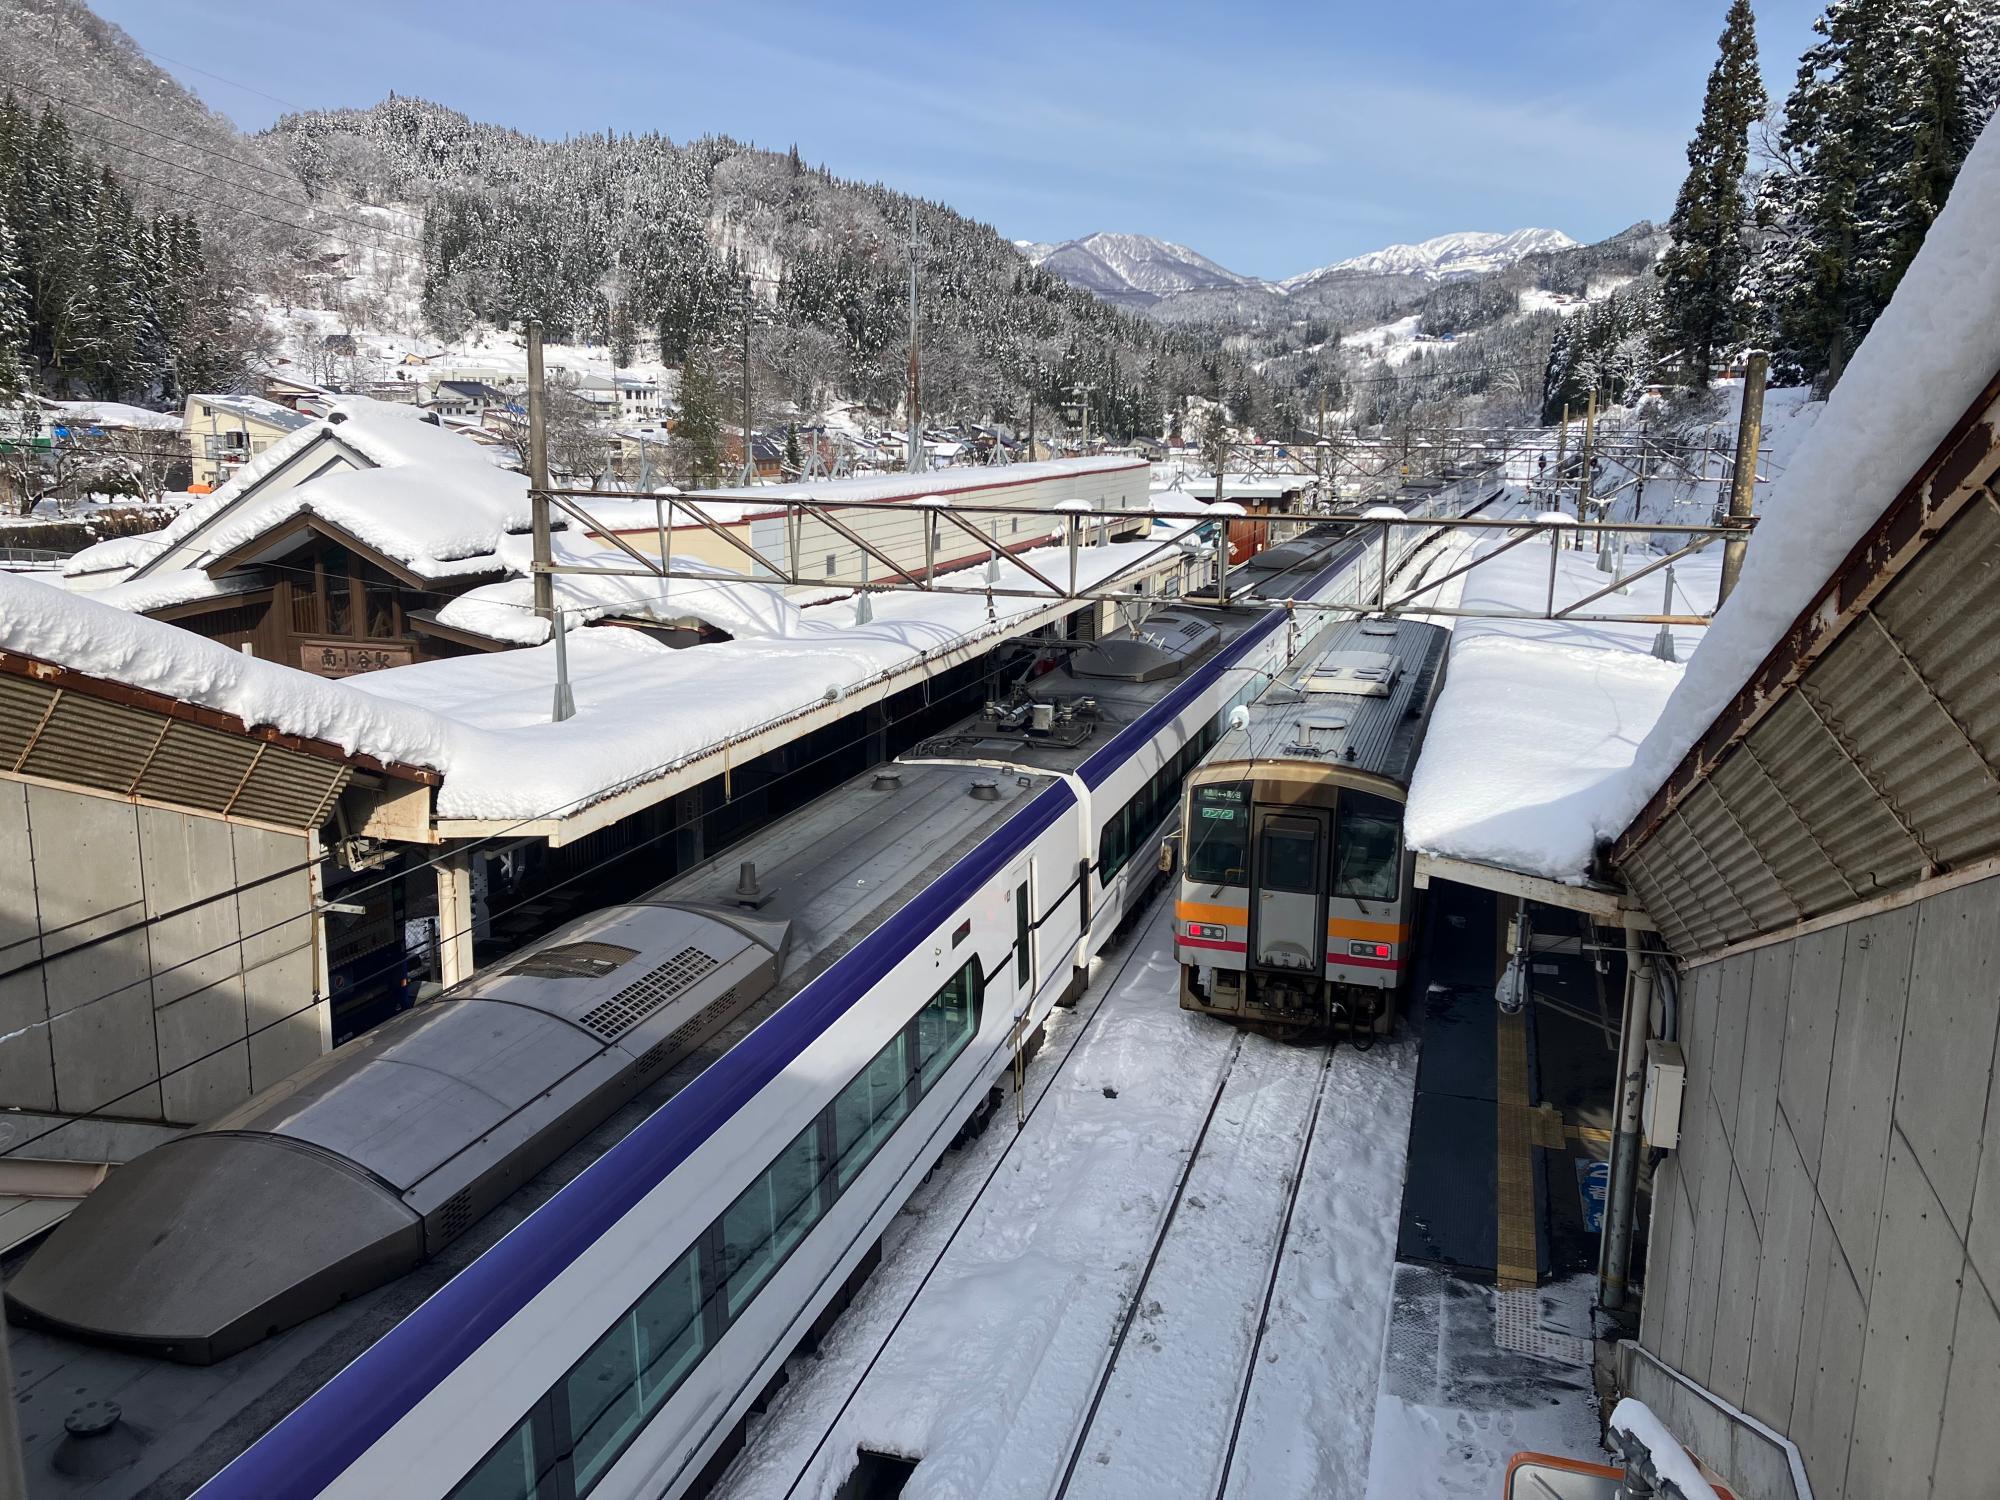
[1334,790,1403,902]
[1187,782,1250,885]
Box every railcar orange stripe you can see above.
[1175,899,1249,925]
[1327,917,1411,941]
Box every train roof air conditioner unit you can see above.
[1304,649,1399,697]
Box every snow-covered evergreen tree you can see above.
[1656,0,1765,387]
[1749,0,1996,388]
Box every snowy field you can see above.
[709,885,1604,1499]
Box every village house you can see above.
[183,393,315,492]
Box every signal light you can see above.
[1348,941,1392,959]
[1187,923,1227,940]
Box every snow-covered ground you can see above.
[709,884,1604,1499]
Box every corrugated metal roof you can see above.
[1618,490,2000,957]
[1205,615,1449,788]
[0,673,352,832]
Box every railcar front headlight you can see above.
[1186,923,1227,940]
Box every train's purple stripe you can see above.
[197,781,1077,1499]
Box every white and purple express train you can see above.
[155,504,1466,1500]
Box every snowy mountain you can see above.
[1018,233,1268,308]
[1022,227,1580,315]
[1281,229,1578,290]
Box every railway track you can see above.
[773,884,1202,1499]
[1048,1037,1337,1500]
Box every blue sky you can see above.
[93,0,1827,280]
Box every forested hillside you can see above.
[276,97,1281,440]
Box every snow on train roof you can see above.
[694,454,1146,509]
[0,532,1181,822]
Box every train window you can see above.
[1014,881,1031,989]
[833,1033,909,1190]
[720,1122,825,1317]
[1186,783,1250,886]
[1099,811,1129,883]
[1334,791,1403,902]
[564,1247,705,1494]
[1260,818,1320,894]
[447,1418,548,1500]
[916,961,981,1089]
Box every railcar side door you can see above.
[1249,808,1327,974]
[1005,858,1036,1002]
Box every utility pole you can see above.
[1553,402,1569,505]
[1576,388,1598,551]
[905,203,925,474]
[527,320,553,620]
[1026,360,1037,463]
[1717,350,1769,605]
[739,277,755,486]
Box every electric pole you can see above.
[906,203,925,474]
[1718,350,1769,605]
[739,277,755,486]
[527,319,553,620]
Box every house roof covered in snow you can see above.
[62,397,535,593]
[191,393,315,432]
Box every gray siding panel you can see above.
[1746,1111,1816,1429]
[1792,1202,1865,1500]
[1845,1129,1960,1498]
[1779,927,1845,1176]
[1897,879,2000,1238]
[1818,908,1918,1285]
[1735,942,1793,1224]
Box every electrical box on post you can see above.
[1643,1040,1686,1151]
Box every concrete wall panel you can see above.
[3,779,324,1146]
[0,781,39,955]
[1791,1202,1865,1500]
[1818,907,1918,1284]
[24,786,142,954]
[232,824,312,969]
[160,1036,249,1125]
[1897,879,2000,1238]
[1779,927,1845,1175]
[48,984,160,1122]
[0,968,54,1112]
[1969,1032,2000,1298]
[1746,1113,1815,1429]
[1845,1128,1959,1498]
[137,806,242,1008]
[1735,942,1793,1225]
[1933,1270,2000,1499]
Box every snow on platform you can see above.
[1404,503,1718,883]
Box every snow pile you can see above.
[435,539,798,645]
[46,400,181,431]
[61,531,170,583]
[0,573,454,769]
[1616,112,2000,826]
[1609,1399,1720,1499]
[1405,635,1683,882]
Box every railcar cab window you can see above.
[1260,816,1319,893]
[1334,790,1403,902]
[1187,783,1250,886]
